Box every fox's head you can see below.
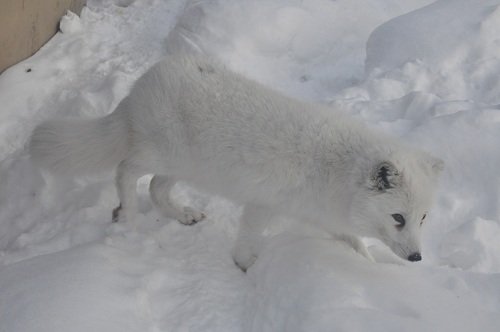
[349,151,443,262]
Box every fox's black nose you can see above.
[408,252,422,262]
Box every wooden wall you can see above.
[0,0,86,73]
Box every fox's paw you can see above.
[112,204,122,223]
[232,245,257,272]
[177,207,205,226]
[111,204,137,226]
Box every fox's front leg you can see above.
[233,204,273,271]
[334,233,374,261]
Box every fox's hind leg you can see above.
[113,160,145,225]
[149,175,205,225]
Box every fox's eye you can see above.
[391,213,406,229]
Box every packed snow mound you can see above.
[167,0,434,100]
[59,11,83,34]
[365,0,500,104]
[0,245,147,332]
[245,234,500,332]
[1,0,500,331]
[0,223,249,332]
[440,217,500,273]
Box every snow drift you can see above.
[1,0,500,331]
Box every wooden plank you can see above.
[0,0,86,73]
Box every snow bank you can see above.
[167,0,434,100]
[0,0,186,159]
[366,0,500,104]
[1,0,500,331]
[0,221,249,332]
[245,234,500,331]
[0,245,146,332]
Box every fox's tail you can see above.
[29,111,128,176]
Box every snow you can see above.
[365,0,500,103]
[1,0,500,331]
[246,235,500,332]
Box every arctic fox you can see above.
[30,56,443,269]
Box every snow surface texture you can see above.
[1,0,500,331]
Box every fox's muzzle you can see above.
[408,252,422,262]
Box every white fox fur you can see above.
[30,113,128,176]
[30,56,443,268]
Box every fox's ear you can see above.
[370,161,400,191]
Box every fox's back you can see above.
[118,57,343,202]
[117,56,379,205]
